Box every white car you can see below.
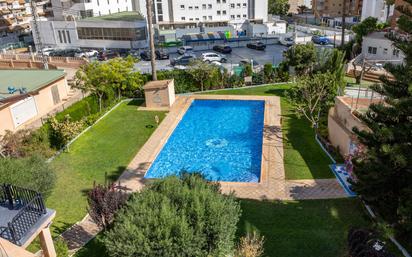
[280,37,294,46]
[75,49,98,58]
[41,48,55,56]
[177,46,193,55]
[201,52,227,63]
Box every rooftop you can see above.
[82,11,144,22]
[365,31,388,40]
[0,69,65,101]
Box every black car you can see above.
[170,54,196,66]
[140,50,170,61]
[97,50,120,61]
[246,42,266,51]
[212,45,232,54]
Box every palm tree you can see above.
[146,0,157,80]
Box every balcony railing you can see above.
[0,184,46,246]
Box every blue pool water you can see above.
[145,99,265,182]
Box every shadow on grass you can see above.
[127,99,144,106]
[79,166,127,197]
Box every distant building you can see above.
[312,0,362,18]
[391,0,412,28]
[361,0,393,23]
[361,31,405,64]
[288,0,306,14]
[0,69,69,135]
[32,12,147,50]
[0,0,50,48]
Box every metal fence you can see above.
[0,184,46,246]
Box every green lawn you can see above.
[206,84,334,179]
[75,198,372,257]
[47,100,165,235]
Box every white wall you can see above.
[361,0,393,23]
[362,33,405,63]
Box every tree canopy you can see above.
[268,0,290,15]
[104,174,241,257]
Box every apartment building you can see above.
[361,0,393,22]
[0,0,49,48]
[313,0,362,18]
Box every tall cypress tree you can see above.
[352,0,412,237]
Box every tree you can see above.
[263,63,275,83]
[87,181,128,229]
[74,62,112,112]
[146,0,157,80]
[286,72,339,130]
[187,59,218,91]
[283,43,317,76]
[268,0,290,15]
[352,17,379,44]
[106,57,144,98]
[351,0,412,239]
[0,155,56,197]
[103,174,241,257]
[297,5,308,14]
[385,0,395,21]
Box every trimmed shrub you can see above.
[49,115,85,149]
[0,155,56,197]
[103,174,241,257]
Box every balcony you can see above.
[0,184,55,248]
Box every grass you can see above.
[46,100,165,235]
[206,84,334,179]
[74,198,372,257]
[344,76,375,88]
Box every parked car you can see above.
[212,45,232,54]
[41,48,55,56]
[201,52,227,63]
[177,46,193,55]
[239,59,263,72]
[74,49,98,58]
[170,54,196,66]
[140,49,170,61]
[280,37,294,46]
[312,35,330,45]
[246,41,266,50]
[97,50,120,61]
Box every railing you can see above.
[0,185,46,246]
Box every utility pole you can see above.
[30,0,48,69]
[341,0,347,47]
[146,0,157,80]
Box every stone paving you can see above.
[61,95,349,255]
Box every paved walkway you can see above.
[61,95,348,255]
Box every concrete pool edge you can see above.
[118,94,287,200]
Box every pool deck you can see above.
[118,94,288,200]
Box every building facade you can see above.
[313,0,362,18]
[361,0,393,23]
[361,31,405,64]
[0,69,69,135]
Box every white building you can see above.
[361,31,404,64]
[361,0,394,23]
[33,13,147,49]
[135,0,268,41]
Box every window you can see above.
[393,49,400,57]
[181,16,185,20]
[107,0,109,4]
[189,18,193,20]
[243,3,246,7]
[243,14,246,18]
[230,14,235,19]
[222,0,226,3]
[203,16,207,20]
[217,0,220,2]
[62,30,67,43]
[383,48,388,55]
[368,46,377,54]
[189,6,193,10]
[230,3,234,8]
[217,10,221,15]
[180,4,184,9]
[208,4,212,8]
[195,17,199,20]
[236,3,241,7]
[118,7,120,12]
[77,27,147,41]
[222,10,226,14]
[208,15,212,20]
[58,30,62,43]
[202,4,206,9]
[66,30,71,43]
[97,0,99,5]
[195,6,199,9]
[237,14,240,19]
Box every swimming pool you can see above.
[144,99,265,182]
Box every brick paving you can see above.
[61,95,348,255]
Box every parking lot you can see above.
[134,44,289,73]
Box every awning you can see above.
[182,32,227,42]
